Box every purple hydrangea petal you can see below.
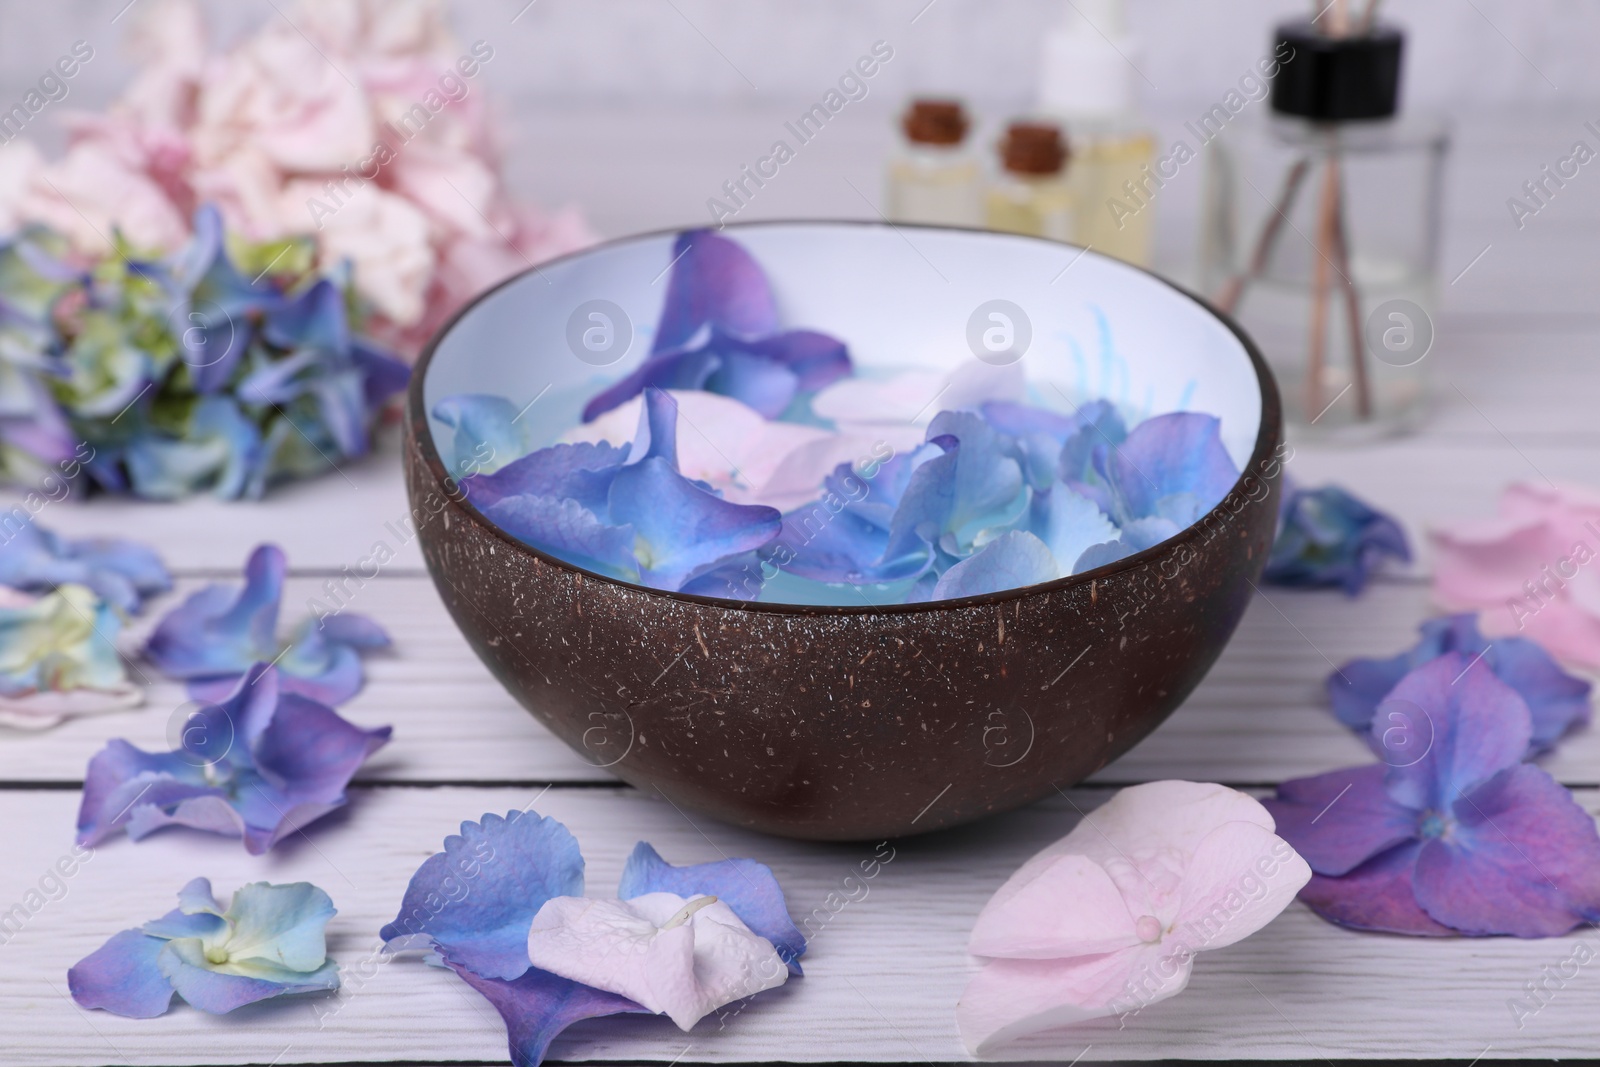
[1386,654,1531,814]
[607,457,781,591]
[1108,412,1239,524]
[887,414,1026,562]
[1263,484,1411,595]
[444,957,648,1067]
[738,329,851,393]
[145,543,284,679]
[1413,764,1600,937]
[778,454,938,586]
[1295,842,1455,936]
[250,691,391,805]
[68,930,176,1018]
[619,841,807,974]
[158,939,339,1014]
[464,442,627,512]
[170,206,283,394]
[1480,629,1592,752]
[1262,764,1418,877]
[380,810,586,981]
[654,230,779,353]
[698,346,800,419]
[931,531,1059,600]
[483,495,640,581]
[351,337,411,412]
[76,740,216,847]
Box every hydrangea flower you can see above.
[1327,613,1591,755]
[145,542,390,705]
[380,810,802,1067]
[1262,483,1411,594]
[76,663,391,854]
[68,878,339,1017]
[1431,481,1600,670]
[582,230,851,422]
[0,583,141,730]
[957,782,1309,1051]
[0,520,171,614]
[1265,653,1600,937]
[0,203,409,499]
[458,389,782,593]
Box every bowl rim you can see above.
[408,219,1283,616]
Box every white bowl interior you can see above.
[424,222,1262,475]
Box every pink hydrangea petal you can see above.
[1170,822,1310,952]
[968,853,1140,960]
[1413,764,1600,937]
[957,944,1184,1053]
[1297,841,1455,936]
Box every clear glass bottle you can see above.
[886,99,982,228]
[986,122,1074,241]
[1036,0,1157,266]
[1200,20,1449,441]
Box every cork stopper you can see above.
[902,99,969,146]
[999,122,1068,176]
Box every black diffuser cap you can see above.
[1270,20,1404,121]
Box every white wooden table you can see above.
[3,106,1598,1065]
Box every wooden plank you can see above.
[4,576,1596,794]
[2,785,1595,1065]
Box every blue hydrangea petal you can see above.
[0,522,171,615]
[1109,412,1239,523]
[699,346,800,419]
[352,338,411,411]
[145,544,284,679]
[1490,633,1593,751]
[380,810,586,981]
[158,938,337,1014]
[932,531,1060,601]
[887,416,1026,563]
[431,394,537,479]
[76,740,215,846]
[1386,654,1531,814]
[579,340,717,423]
[1263,484,1411,595]
[1031,488,1119,576]
[619,841,807,974]
[1120,516,1182,553]
[269,614,391,706]
[262,279,349,354]
[654,230,779,353]
[464,442,626,512]
[221,882,336,971]
[125,396,263,501]
[1057,400,1126,485]
[737,328,851,393]
[1416,764,1600,936]
[176,877,225,916]
[1073,539,1133,572]
[170,206,282,394]
[607,457,781,591]
[1295,842,1454,937]
[141,907,229,941]
[1262,764,1418,877]
[444,958,648,1067]
[1327,648,1416,731]
[483,495,639,581]
[68,930,176,1018]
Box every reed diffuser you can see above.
[1201,0,1449,439]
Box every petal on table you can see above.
[618,842,806,973]
[1413,764,1600,937]
[380,810,586,981]
[222,882,337,971]
[968,852,1140,960]
[931,530,1060,600]
[76,739,215,847]
[158,938,335,1013]
[68,930,176,1018]
[1384,654,1530,813]
[145,543,284,679]
[956,944,1185,1054]
[444,957,647,1067]
[250,690,391,804]
[1262,764,1416,877]
[1296,841,1454,936]
[1170,822,1310,951]
[1488,631,1593,751]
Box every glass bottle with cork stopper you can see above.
[886,98,983,228]
[986,122,1074,241]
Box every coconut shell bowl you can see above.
[404,221,1283,841]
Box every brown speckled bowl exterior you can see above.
[405,226,1284,841]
